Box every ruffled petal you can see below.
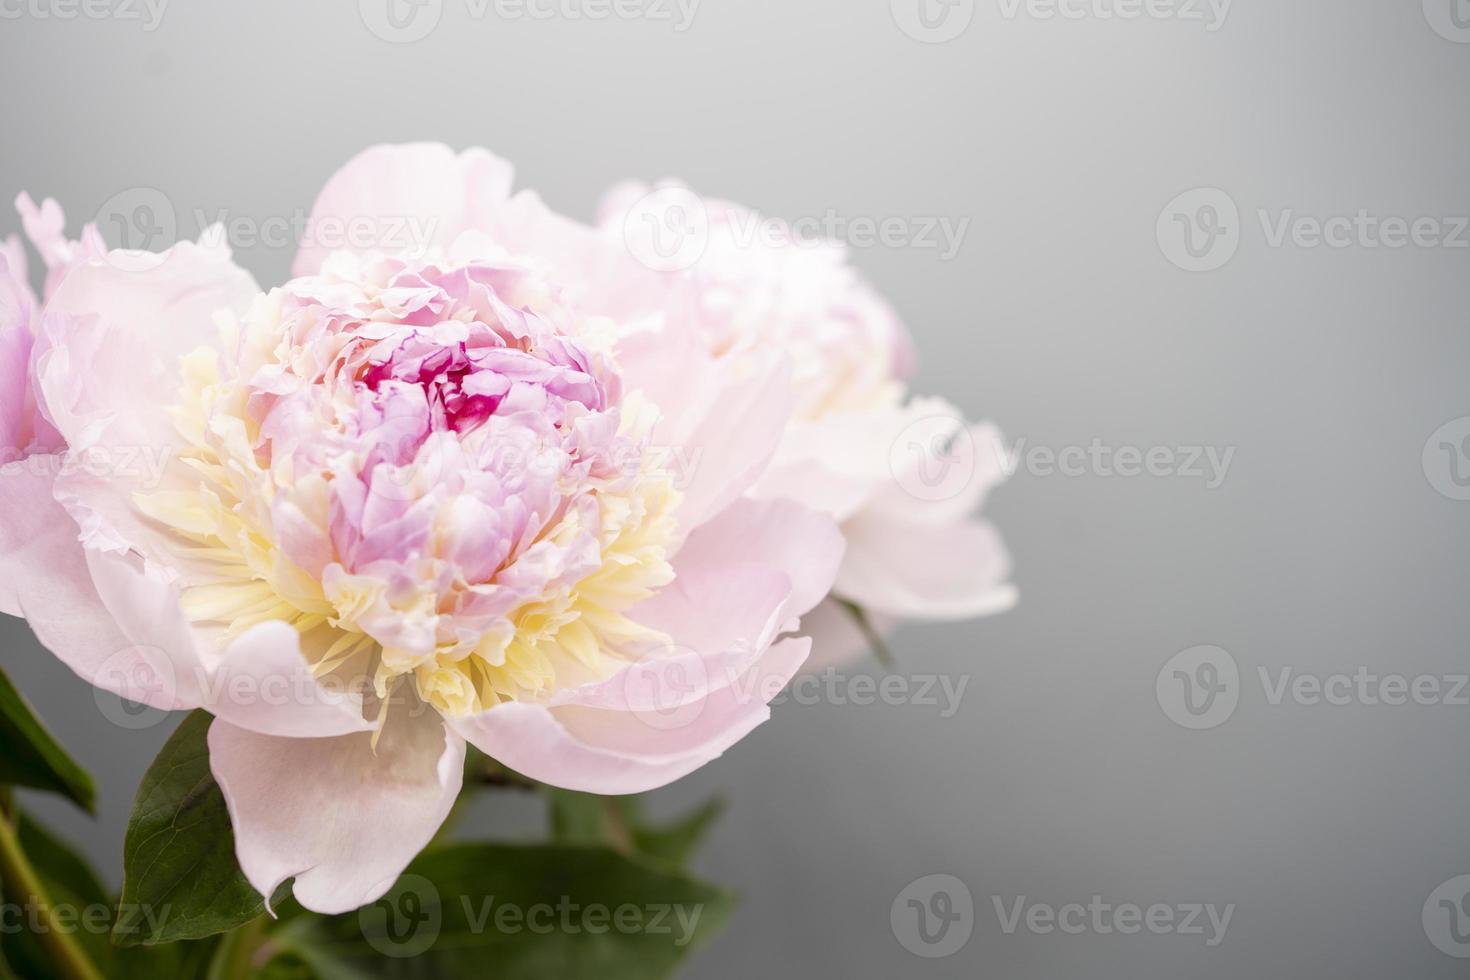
[293,143,514,277]
[37,240,258,453]
[0,310,32,455]
[666,496,843,626]
[0,467,194,709]
[197,622,374,739]
[664,352,795,538]
[834,512,1017,620]
[453,638,808,795]
[84,551,372,737]
[209,713,464,915]
[14,193,106,302]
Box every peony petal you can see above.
[668,496,844,625]
[0,467,195,709]
[85,552,373,737]
[37,239,258,453]
[209,713,465,916]
[867,413,1013,528]
[14,193,106,302]
[668,352,795,537]
[453,637,809,795]
[0,319,31,455]
[293,143,514,277]
[834,512,1018,620]
[197,621,374,739]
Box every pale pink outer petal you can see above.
[572,565,791,712]
[37,241,259,453]
[667,496,844,625]
[0,235,29,303]
[0,468,194,709]
[666,353,795,538]
[456,498,839,794]
[451,638,809,796]
[197,622,375,739]
[2,466,361,728]
[868,415,1013,529]
[85,552,372,737]
[209,713,465,915]
[834,512,1018,620]
[0,306,31,454]
[14,193,106,302]
[551,495,841,713]
[293,143,514,277]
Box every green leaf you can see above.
[547,790,614,846]
[114,711,266,947]
[0,666,96,812]
[282,844,735,979]
[629,799,725,868]
[0,809,115,979]
[549,792,725,868]
[0,809,218,979]
[251,951,332,980]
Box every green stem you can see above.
[0,811,104,980]
[837,599,896,670]
[602,797,633,855]
[205,914,269,980]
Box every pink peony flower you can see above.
[0,180,842,913]
[598,184,1017,667]
[293,143,1015,669]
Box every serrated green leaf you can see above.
[114,711,266,946]
[0,666,96,813]
[281,844,735,979]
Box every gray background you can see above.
[3,1,1470,977]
